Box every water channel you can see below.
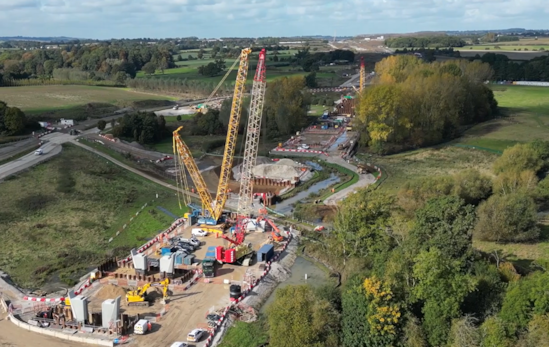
[260,256,332,313]
[272,173,341,215]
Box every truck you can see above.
[202,246,217,278]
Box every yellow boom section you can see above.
[212,48,252,219]
[173,126,216,217]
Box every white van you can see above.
[134,319,150,335]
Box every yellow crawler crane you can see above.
[173,48,253,222]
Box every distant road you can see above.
[0,141,61,181]
[0,138,39,162]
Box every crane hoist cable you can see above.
[196,56,241,113]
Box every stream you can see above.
[272,173,341,215]
[260,256,331,313]
[328,131,349,151]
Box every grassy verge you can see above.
[218,319,269,347]
[0,144,186,289]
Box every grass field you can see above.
[0,85,175,121]
[457,86,549,152]
[138,48,352,87]
[361,146,498,195]
[0,144,187,289]
[460,45,548,51]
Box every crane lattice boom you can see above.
[172,48,253,222]
[359,56,366,92]
[237,49,267,216]
[212,48,252,220]
[173,128,215,216]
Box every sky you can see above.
[0,0,548,39]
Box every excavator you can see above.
[126,278,170,306]
[256,215,283,242]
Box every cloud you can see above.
[0,0,546,38]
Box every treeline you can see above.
[356,55,498,153]
[111,112,168,144]
[0,42,175,81]
[126,77,235,97]
[473,53,549,81]
[385,35,467,48]
[266,139,549,347]
[178,76,310,140]
[293,48,355,72]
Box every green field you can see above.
[0,85,175,121]
[138,48,351,87]
[0,144,187,289]
[460,45,548,51]
[457,86,549,151]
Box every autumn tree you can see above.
[362,276,402,345]
[356,55,497,153]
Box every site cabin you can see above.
[134,319,151,335]
[59,118,75,126]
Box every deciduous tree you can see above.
[267,285,339,347]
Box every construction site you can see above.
[0,47,368,347]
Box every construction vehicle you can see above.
[214,227,254,266]
[126,278,170,306]
[134,319,152,335]
[202,246,217,278]
[256,215,283,242]
[173,48,256,228]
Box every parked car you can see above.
[299,144,310,149]
[192,228,208,237]
[187,329,204,342]
[177,243,195,252]
[179,237,201,247]
[170,342,188,347]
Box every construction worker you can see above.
[147,321,152,332]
